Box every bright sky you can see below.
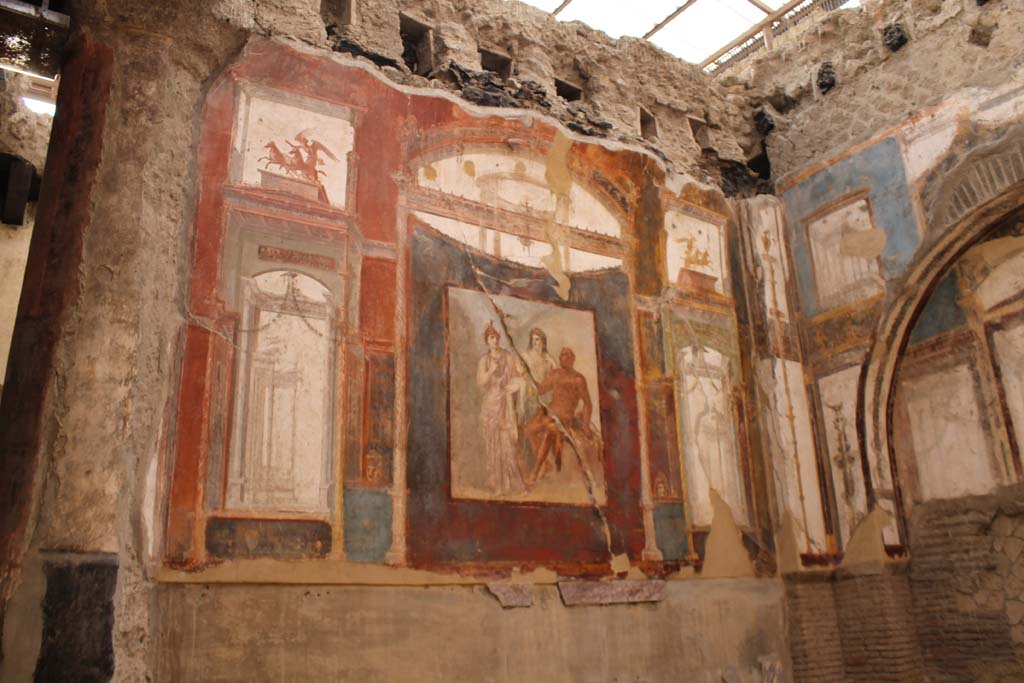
[517,0,859,65]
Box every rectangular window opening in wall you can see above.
[321,0,353,30]
[400,14,434,76]
[555,78,582,102]
[479,48,512,79]
[640,107,658,141]
[688,115,710,148]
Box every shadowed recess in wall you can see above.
[34,559,116,683]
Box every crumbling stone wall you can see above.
[322,0,767,192]
[739,0,1024,181]
[0,72,51,170]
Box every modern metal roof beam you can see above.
[551,0,574,17]
[642,0,699,41]
[701,0,809,68]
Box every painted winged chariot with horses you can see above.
[258,128,340,202]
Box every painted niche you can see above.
[226,271,337,514]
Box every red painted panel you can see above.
[164,325,215,565]
[360,257,397,344]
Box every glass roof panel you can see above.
[650,0,758,64]
[516,0,860,66]
[556,0,683,40]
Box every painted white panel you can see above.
[678,346,747,527]
[665,210,727,295]
[818,365,867,546]
[903,364,998,500]
[748,199,790,322]
[993,322,1024,457]
[758,357,827,552]
[973,247,1024,311]
[233,92,354,208]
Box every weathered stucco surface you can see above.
[156,579,788,683]
[332,0,762,182]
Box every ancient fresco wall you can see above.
[127,35,800,682]
[158,37,776,590]
[767,71,1024,683]
[748,79,1024,562]
[0,0,788,675]
[891,218,1024,508]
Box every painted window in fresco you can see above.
[806,197,884,311]
[226,271,336,514]
[415,152,621,238]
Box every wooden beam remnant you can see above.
[642,0,699,40]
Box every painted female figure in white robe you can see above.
[518,327,557,424]
[477,322,526,495]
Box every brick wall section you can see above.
[785,487,1024,682]
[784,572,845,683]
[833,564,923,683]
[909,490,1024,682]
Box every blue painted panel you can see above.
[343,487,392,563]
[909,268,967,342]
[782,137,921,317]
[654,502,688,561]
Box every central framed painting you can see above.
[446,286,606,505]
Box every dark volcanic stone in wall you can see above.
[816,63,836,94]
[882,24,909,52]
[34,558,117,683]
[754,109,775,135]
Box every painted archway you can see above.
[857,125,1024,541]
